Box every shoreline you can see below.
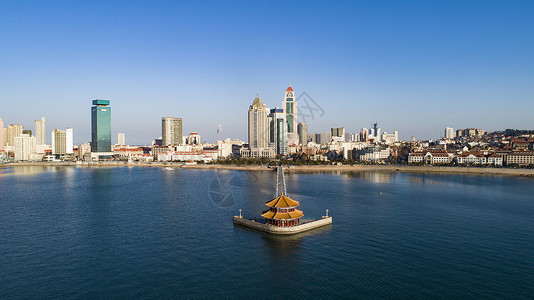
[1,162,534,177]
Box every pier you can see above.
[233,165,332,234]
[233,216,332,235]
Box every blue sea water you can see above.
[0,166,533,299]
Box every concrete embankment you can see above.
[233,216,332,235]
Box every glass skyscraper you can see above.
[91,100,111,152]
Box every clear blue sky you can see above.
[1,1,533,144]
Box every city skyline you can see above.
[1,1,534,144]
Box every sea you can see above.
[1,166,533,299]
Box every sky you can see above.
[1,0,533,144]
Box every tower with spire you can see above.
[282,83,299,146]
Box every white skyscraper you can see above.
[282,84,299,146]
[117,133,125,145]
[52,128,73,155]
[445,127,455,139]
[35,117,46,145]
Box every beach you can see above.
[2,162,534,177]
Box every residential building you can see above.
[6,124,23,146]
[297,123,307,146]
[162,117,183,146]
[0,117,3,151]
[445,127,455,139]
[117,133,125,146]
[331,127,345,140]
[248,94,269,148]
[91,99,112,152]
[14,134,36,161]
[316,131,331,145]
[35,117,46,145]
[381,131,399,144]
[282,84,299,146]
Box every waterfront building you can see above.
[52,128,73,155]
[77,142,91,160]
[445,127,455,139]
[91,100,112,152]
[0,117,3,151]
[162,117,183,146]
[297,123,307,146]
[248,94,269,148]
[117,133,125,146]
[6,124,23,146]
[507,151,534,166]
[353,145,390,161]
[282,84,299,146]
[14,134,36,161]
[268,107,288,155]
[35,117,46,145]
[456,152,487,165]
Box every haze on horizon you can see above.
[1,1,533,145]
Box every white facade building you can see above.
[14,134,36,161]
[52,128,73,155]
[445,127,455,139]
[381,131,399,144]
[117,133,125,145]
[35,117,46,145]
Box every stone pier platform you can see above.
[233,216,332,235]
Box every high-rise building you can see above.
[0,117,4,151]
[297,123,308,146]
[318,131,332,145]
[14,134,36,161]
[445,127,455,139]
[269,107,288,155]
[331,127,346,141]
[35,117,46,145]
[91,100,111,152]
[6,124,23,146]
[248,94,269,148]
[52,128,73,155]
[162,117,183,146]
[117,133,125,146]
[282,85,299,146]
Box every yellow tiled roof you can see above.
[265,194,300,208]
[261,209,304,220]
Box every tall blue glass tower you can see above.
[91,99,111,152]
